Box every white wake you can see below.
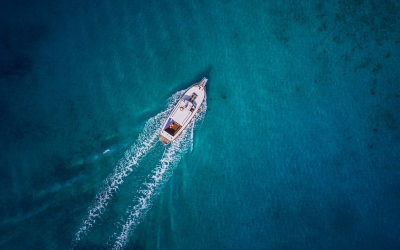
[112,98,207,250]
[73,90,185,244]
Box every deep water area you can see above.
[1,0,399,249]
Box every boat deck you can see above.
[159,78,207,145]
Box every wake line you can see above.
[112,99,207,250]
[73,90,185,245]
[112,123,194,250]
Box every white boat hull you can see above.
[160,78,207,145]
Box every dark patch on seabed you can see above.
[0,24,47,79]
[0,53,33,79]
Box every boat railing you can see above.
[199,77,208,87]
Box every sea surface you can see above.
[1,0,400,249]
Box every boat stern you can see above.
[159,135,171,145]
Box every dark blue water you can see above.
[1,0,400,249]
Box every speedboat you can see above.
[159,77,207,145]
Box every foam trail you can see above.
[112,125,193,250]
[73,90,185,245]
[112,99,207,250]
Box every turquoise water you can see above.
[1,0,400,249]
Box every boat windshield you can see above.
[164,118,182,136]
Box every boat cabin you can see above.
[163,118,182,136]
